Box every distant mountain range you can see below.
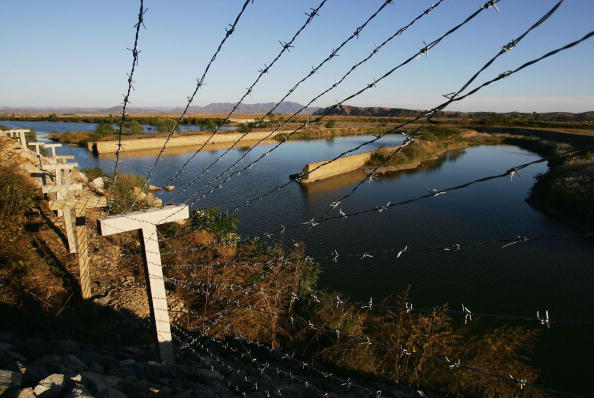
[0,102,321,116]
[2,103,593,121]
[314,105,594,121]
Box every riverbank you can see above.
[525,145,594,231]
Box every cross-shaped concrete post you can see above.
[43,162,78,185]
[43,143,62,158]
[28,142,46,167]
[8,129,29,149]
[42,183,83,253]
[28,141,45,156]
[49,197,108,299]
[97,205,190,363]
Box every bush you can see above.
[81,167,108,181]
[190,206,239,239]
[107,171,149,213]
[420,125,462,141]
[201,120,218,132]
[94,121,116,137]
[325,120,336,128]
[122,120,144,135]
[151,117,179,133]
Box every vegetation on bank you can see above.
[1,113,226,126]
[367,126,500,170]
[528,146,594,230]
[0,146,545,397]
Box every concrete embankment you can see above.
[299,147,398,183]
[88,130,290,154]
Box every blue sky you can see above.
[1,0,593,112]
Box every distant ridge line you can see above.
[0,102,321,116]
[314,104,594,121]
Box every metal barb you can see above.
[462,304,473,324]
[537,310,551,328]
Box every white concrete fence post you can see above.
[43,143,62,158]
[42,183,83,254]
[49,197,108,299]
[28,142,46,168]
[12,129,29,150]
[97,205,190,364]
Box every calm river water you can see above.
[3,120,593,322]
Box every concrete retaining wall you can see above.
[89,130,288,154]
[299,151,374,183]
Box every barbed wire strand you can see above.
[107,0,147,212]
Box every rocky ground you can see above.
[0,331,438,398]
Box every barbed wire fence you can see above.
[139,0,499,242]
[166,0,447,206]
[164,0,403,205]
[12,0,594,396]
[107,0,147,212]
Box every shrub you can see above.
[325,120,336,128]
[122,120,144,135]
[106,172,149,213]
[190,206,239,239]
[94,121,116,137]
[420,125,462,141]
[81,167,108,181]
[151,117,179,133]
[201,120,218,132]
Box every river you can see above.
[2,120,593,321]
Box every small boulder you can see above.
[91,177,104,189]
[17,387,36,398]
[145,193,163,208]
[131,187,147,202]
[164,185,175,192]
[33,373,65,397]
[148,185,162,191]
